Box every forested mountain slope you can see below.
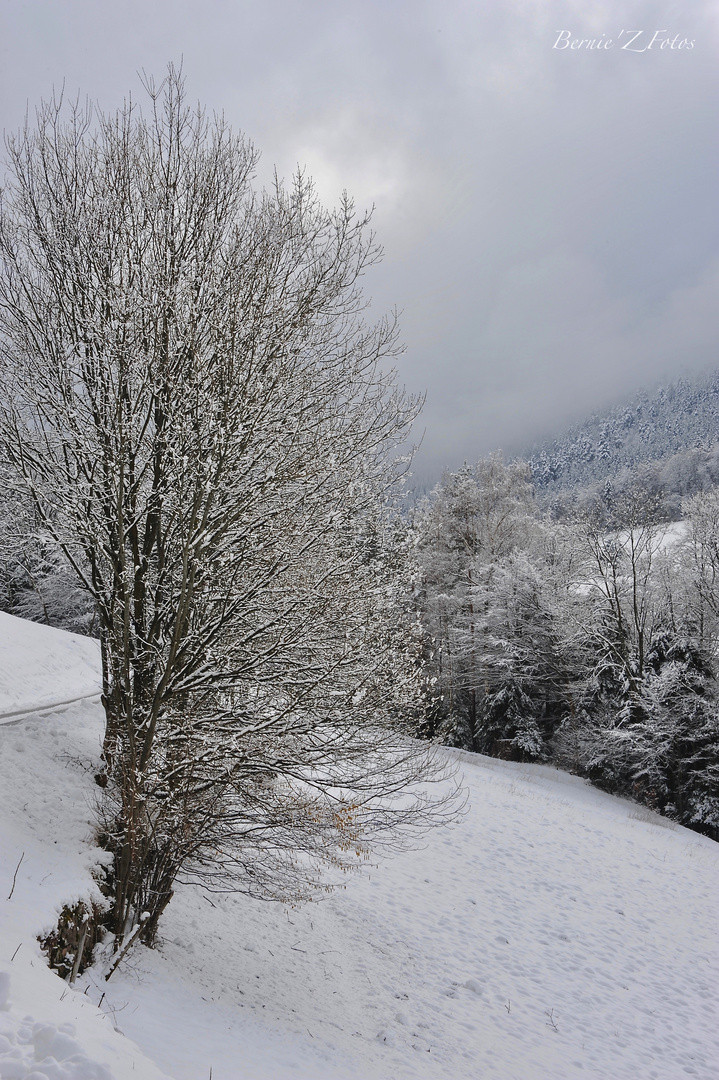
[527,370,719,499]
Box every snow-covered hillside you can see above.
[0,614,167,1079]
[0,611,100,723]
[1,614,718,1079]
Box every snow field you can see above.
[90,750,719,1080]
[0,615,168,1080]
[0,700,171,1079]
[0,612,101,723]
[1,614,718,1079]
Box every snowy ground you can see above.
[0,611,100,723]
[1,613,718,1079]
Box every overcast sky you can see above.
[1,0,717,485]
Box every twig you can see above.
[7,852,24,900]
[10,943,22,961]
[105,915,149,981]
[545,1008,559,1031]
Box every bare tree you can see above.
[0,69,452,947]
[683,489,719,645]
[579,487,667,694]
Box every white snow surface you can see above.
[1,615,718,1079]
[0,612,100,722]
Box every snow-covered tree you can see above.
[633,631,719,837]
[413,454,541,747]
[0,469,96,632]
[578,486,668,699]
[683,489,719,646]
[469,551,570,760]
[0,70,452,946]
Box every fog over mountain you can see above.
[526,369,719,498]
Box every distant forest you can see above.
[525,370,719,516]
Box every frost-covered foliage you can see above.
[0,69,453,946]
[412,454,568,759]
[0,471,96,634]
[415,458,719,840]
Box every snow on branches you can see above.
[0,68,455,944]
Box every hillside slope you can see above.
[0,615,167,1080]
[0,611,101,722]
[1,616,718,1079]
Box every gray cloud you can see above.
[1,0,717,485]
